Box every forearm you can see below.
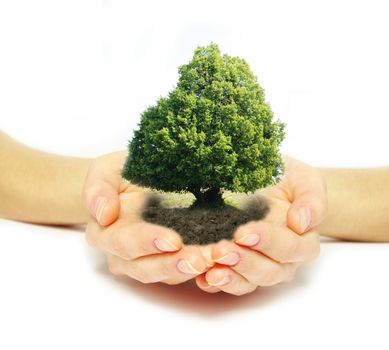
[317,167,389,241]
[0,131,92,225]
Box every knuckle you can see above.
[284,265,297,283]
[128,265,159,284]
[159,261,175,281]
[138,235,152,256]
[211,241,228,259]
[256,267,281,286]
[107,258,121,276]
[125,267,146,283]
[279,238,300,263]
[137,272,158,284]
[111,232,132,260]
[237,251,258,275]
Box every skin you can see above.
[82,152,210,285]
[0,131,90,224]
[315,167,389,242]
[1,130,389,295]
[81,152,325,291]
[195,155,326,294]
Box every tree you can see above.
[121,43,286,206]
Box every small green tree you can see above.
[121,43,285,206]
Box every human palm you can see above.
[195,155,327,295]
[83,151,210,285]
[83,153,326,295]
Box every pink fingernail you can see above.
[154,238,179,252]
[208,275,231,287]
[213,252,240,265]
[235,233,260,246]
[300,207,311,232]
[177,259,202,275]
[94,196,107,224]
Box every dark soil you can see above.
[142,194,270,245]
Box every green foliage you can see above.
[122,43,286,200]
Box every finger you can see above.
[233,221,321,263]
[198,244,217,268]
[211,240,295,287]
[284,161,328,234]
[204,265,258,296]
[107,245,207,285]
[85,219,183,260]
[82,151,128,226]
[118,190,154,218]
[195,274,222,293]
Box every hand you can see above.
[82,151,208,285]
[195,155,327,295]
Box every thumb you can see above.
[287,178,327,235]
[82,152,127,226]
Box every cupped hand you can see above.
[195,155,328,295]
[82,151,209,285]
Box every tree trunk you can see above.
[191,187,224,207]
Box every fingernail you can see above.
[300,207,311,232]
[235,233,260,246]
[208,275,231,287]
[94,196,107,224]
[177,259,203,275]
[202,284,215,289]
[154,238,179,252]
[213,252,240,265]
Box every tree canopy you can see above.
[121,43,285,205]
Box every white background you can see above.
[0,1,388,349]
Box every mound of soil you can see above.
[142,194,270,245]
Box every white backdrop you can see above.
[1,0,388,166]
[1,1,388,350]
